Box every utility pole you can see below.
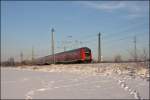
[51,28,55,64]
[134,36,137,62]
[62,41,66,52]
[64,46,66,52]
[20,52,23,63]
[32,46,34,64]
[98,32,101,63]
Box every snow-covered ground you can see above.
[1,63,149,99]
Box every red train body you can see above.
[34,47,92,65]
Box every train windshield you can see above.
[84,48,91,57]
[85,52,90,57]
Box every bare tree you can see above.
[141,48,148,61]
[127,49,138,62]
[139,48,149,67]
[7,57,15,66]
[114,55,122,62]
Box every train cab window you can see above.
[84,48,91,57]
[85,52,90,57]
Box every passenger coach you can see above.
[34,47,92,65]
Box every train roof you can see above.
[49,47,90,56]
[35,47,91,60]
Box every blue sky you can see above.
[1,1,149,61]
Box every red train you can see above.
[34,47,92,65]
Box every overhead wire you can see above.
[103,33,148,50]
[103,22,148,39]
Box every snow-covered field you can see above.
[1,63,149,99]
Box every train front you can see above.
[81,47,92,63]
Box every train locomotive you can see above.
[33,47,92,65]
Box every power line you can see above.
[103,22,148,39]
[77,34,97,39]
[103,35,133,45]
[103,32,147,45]
[81,37,97,43]
[102,37,132,49]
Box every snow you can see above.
[1,63,149,99]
